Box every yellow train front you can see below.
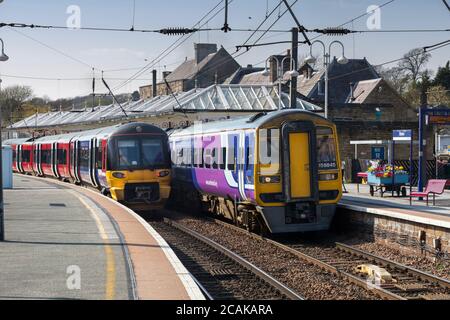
[254,110,343,233]
[104,123,171,211]
[74,122,172,211]
[170,109,342,233]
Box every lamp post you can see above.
[262,56,299,110]
[0,38,8,241]
[305,40,348,119]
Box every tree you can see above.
[427,85,450,106]
[131,90,141,101]
[0,85,33,126]
[398,48,431,83]
[434,61,450,90]
[377,66,409,95]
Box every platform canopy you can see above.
[8,84,322,131]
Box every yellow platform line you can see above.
[70,191,116,300]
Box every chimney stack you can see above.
[269,52,291,83]
[152,69,157,98]
[349,82,355,101]
[194,43,217,64]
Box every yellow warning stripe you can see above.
[71,191,116,300]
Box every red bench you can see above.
[356,172,368,193]
[410,179,448,206]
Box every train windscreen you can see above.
[112,136,168,170]
[316,127,337,170]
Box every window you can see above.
[22,150,31,163]
[118,139,139,168]
[142,138,164,167]
[220,148,226,170]
[41,150,51,164]
[12,149,17,162]
[204,148,211,169]
[316,126,337,170]
[79,143,90,168]
[112,137,167,170]
[196,148,204,168]
[212,148,218,169]
[96,147,103,169]
[57,149,67,165]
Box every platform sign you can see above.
[393,130,412,141]
[371,146,385,160]
[429,115,450,124]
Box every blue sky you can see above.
[0,0,449,99]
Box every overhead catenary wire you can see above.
[111,0,233,92]
[325,40,450,82]
[8,27,98,71]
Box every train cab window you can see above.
[118,139,139,168]
[141,138,164,167]
[316,127,337,170]
[12,149,17,162]
[57,149,67,165]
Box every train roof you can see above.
[3,137,34,145]
[6,122,166,145]
[170,109,327,137]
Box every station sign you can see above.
[371,146,385,160]
[393,130,412,141]
[429,115,450,124]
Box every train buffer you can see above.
[0,175,204,300]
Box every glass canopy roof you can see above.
[8,84,322,130]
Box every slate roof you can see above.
[305,58,380,104]
[165,47,234,82]
[347,78,383,104]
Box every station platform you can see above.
[340,183,450,229]
[0,175,204,300]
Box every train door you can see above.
[282,121,318,201]
[17,145,23,173]
[97,139,107,188]
[72,139,81,183]
[89,138,100,188]
[244,132,255,198]
[52,142,60,178]
[37,144,44,176]
[32,144,37,175]
[237,132,247,201]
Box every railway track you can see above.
[210,218,450,300]
[151,218,304,300]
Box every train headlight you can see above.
[259,175,281,184]
[158,170,170,178]
[112,172,126,179]
[319,173,338,181]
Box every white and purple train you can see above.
[169,109,343,233]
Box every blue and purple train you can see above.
[169,109,343,233]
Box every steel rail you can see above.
[163,218,304,300]
[210,218,405,300]
[335,242,450,290]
